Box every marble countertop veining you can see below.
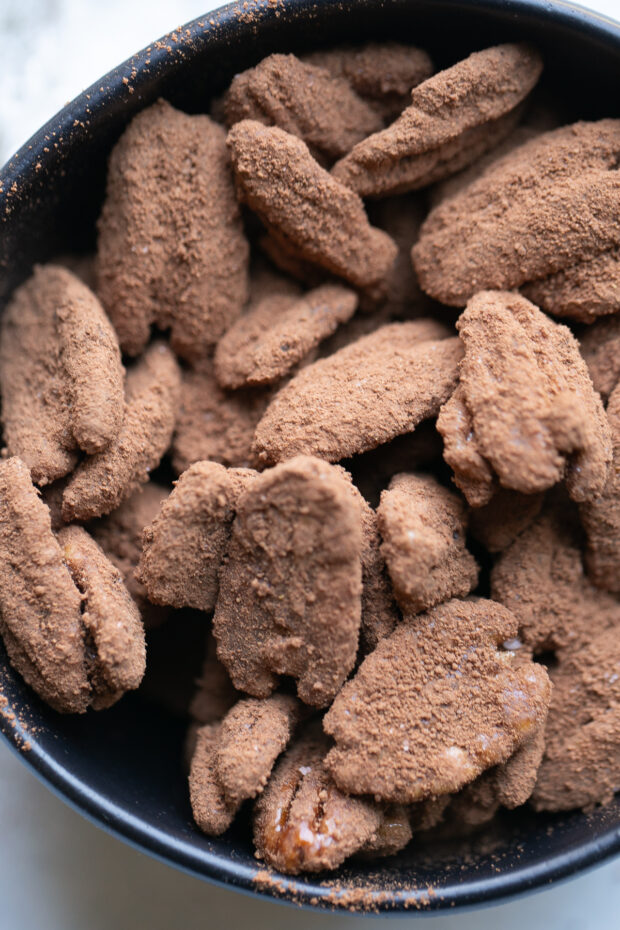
[1,1,620,927]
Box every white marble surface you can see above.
[2,1,620,927]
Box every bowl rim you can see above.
[2,0,620,914]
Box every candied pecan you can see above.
[469,487,544,553]
[437,384,495,508]
[138,461,256,612]
[189,724,238,835]
[252,321,460,466]
[0,458,145,713]
[253,729,383,874]
[377,472,478,613]
[91,482,169,627]
[62,342,181,521]
[579,314,620,403]
[523,246,620,323]
[172,359,272,474]
[214,284,357,389]
[331,44,541,198]
[215,694,299,804]
[257,233,330,288]
[96,99,249,360]
[455,291,611,503]
[0,264,124,485]
[189,695,298,835]
[213,457,362,707]
[358,805,412,858]
[532,626,620,810]
[363,194,434,319]
[491,499,620,654]
[303,42,433,123]
[223,53,382,162]
[431,124,540,206]
[189,632,238,727]
[324,598,551,803]
[412,120,620,305]
[580,382,620,592]
[58,525,146,710]
[227,120,398,289]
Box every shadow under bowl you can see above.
[1,0,620,913]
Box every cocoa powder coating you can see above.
[0,264,124,485]
[213,456,362,706]
[331,44,542,197]
[97,99,249,360]
[324,598,551,802]
[227,120,398,289]
[252,321,460,465]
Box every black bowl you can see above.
[2,0,620,914]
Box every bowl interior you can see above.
[1,0,620,913]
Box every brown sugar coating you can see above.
[223,54,383,163]
[437,384,495,508]
[324,598,551,803]
[189,632,238,727]
[252,321,461,466]
[90,482,169,625]
[172,360,272,474]
[377,473,478,613]
[62,342,181,521]
[139,462,256,612]
[580,382,620,592]
[523,246,620,323]
[227,120,398,289]
[253,729,383,874]
[189,723,238,835]
[456,291,611,503]
[58,525,146,711]
[491,500,620,654]
[303,42,433,123]
[0,264,124,485]
[579,314,620,404]
[412,120,620,305]
[215,694,299,805]
[469,487,544,553]
[0,457,90,713]
[331,44,542,198]
[214,284,358,389]
[532,626,620,811]
[213,456,362,707]
[96,99,249,361]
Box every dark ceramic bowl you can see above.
[2,0,620,914]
